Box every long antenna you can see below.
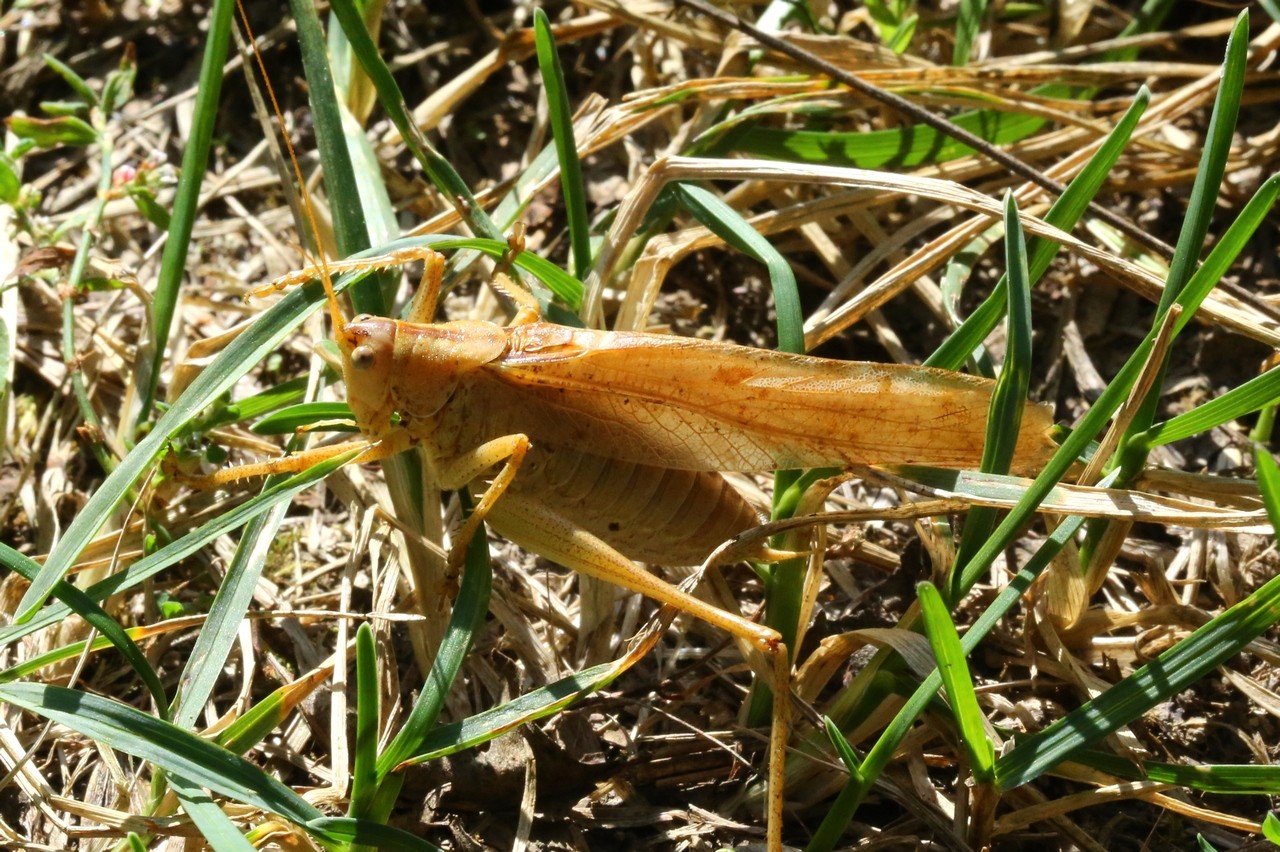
[234,0,346,333]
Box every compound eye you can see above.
[350,345,377,370]
[351,313,374,324]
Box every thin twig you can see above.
[674,0,1174,259]
[677,0,1280,326]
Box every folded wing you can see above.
[477,324,1056,475]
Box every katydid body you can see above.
[339,312,1057,567]
[215,248,1057,851]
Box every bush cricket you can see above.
[193,235,1058,848]
[177,11,1058,845]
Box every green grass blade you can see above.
[1266,812,1280,843]
[1114,12,1248,477]
[534,8,592,281]
[939,221,1003,377]
[200,375,313,431]
[252,401,359,435]
[996,559,1280,786]
[707,87,1065,169]
[994,442,1280,790]
[982,194,1033,473]
[171,501,291,728]
[290,0,383,314]
[376,523,491,772]
[0,543,167,714]
[42,52,99,106]
[1120,172,1280,448]
[1157,12,1249,318]
[327,0,505,246]
[823,715,863,777]
[927,86,1149,370]
[373,521,491,810]
[917,582,996,782]
[953,0,987,66]
[1139,364,1280,449]
[1,452,354,651]
[349,622,379,818]
[305,817,442,850]
[139,0,235,421]
[404,659,640,762]
[169,772,256,851]
[672,183,803,354]
[0,683,323,826]
[1068,749,1280,794]
[950,193,1034,602]
[0,631,145,683]
[806,717,866,852]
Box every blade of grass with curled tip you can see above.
[939,220,1003,378]
[672,183,803,355]
[138,0,235,422]
[535,8,592,282]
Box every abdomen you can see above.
[499,445,761,566]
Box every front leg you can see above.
[429,434,531,572]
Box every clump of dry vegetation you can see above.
[3,1,1280,849]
